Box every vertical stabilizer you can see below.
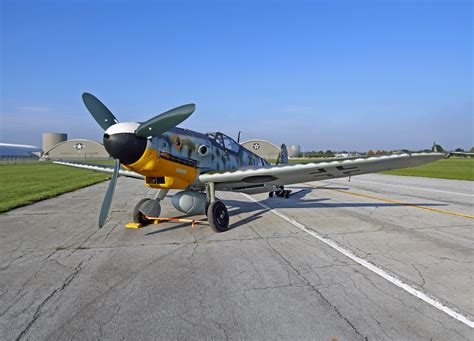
[432,141,444,152]
[276,144,289,164]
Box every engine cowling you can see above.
[171,191,207,215]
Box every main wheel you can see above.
[207,200,230,232]
[133,198,152,225]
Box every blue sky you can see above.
[1,0,472,151]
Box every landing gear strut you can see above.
[205,182,230,232]
[132,189,169,225]
[269,186,291,199]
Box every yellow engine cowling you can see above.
[124,148,198,189]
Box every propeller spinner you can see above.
[81,92,196,227]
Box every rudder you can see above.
[276,144,289,164]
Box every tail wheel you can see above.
[133,198,152,225]
[207,200,230,232]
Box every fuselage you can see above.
[119,127,270,190]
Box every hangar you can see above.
[241,139,281,161]
[41,139,110,161]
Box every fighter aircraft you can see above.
[55,93,445,232]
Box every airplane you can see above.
[432,142,474,157]
[55,93,446,232]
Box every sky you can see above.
[1,0,472,152]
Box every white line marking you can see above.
[242,193,474,328]
[347,179,474,197]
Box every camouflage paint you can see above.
[137,127,270,190]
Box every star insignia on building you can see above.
[73,142,85,151]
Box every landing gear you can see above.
[132,189,168,225]
[133,198,153,225]
[205,182,230,232]
[269,186,291,199]
[207,200,230,232]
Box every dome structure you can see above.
[241,139,281,161]
[41,139,110,161]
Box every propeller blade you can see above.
[82,93,119,130]
[98,159,120,228]
[135,103,195,137]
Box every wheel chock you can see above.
[125,222,143,229]
[145,216,206,229]
[126,218,206,229]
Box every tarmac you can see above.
[0,173,473,340]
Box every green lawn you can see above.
[1,157,471,214]
[0,162,109,213]
[381,158,473,181]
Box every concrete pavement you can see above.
[0,174,472,340]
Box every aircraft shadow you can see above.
[224,191,447,228]
[146,188,447,235]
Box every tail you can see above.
[276,144,289,164]
[432,141,444,152]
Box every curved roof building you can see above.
[241,139,281,161]
[41,139,110,160]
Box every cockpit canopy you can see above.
[206,132,240,153]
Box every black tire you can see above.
[284,191,290,199]
[269,192,273,198]
[133,198,152,225]
[207,200,230,232]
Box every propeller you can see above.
[82,93,118,130]
[99,159,120,228]
[135,104,196,137]
[81,92,195,228]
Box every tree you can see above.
[325,150,334,157]
[455,148,465,152]
[367,150,375,155]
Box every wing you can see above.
[53,161,144,179]
[199,152,445,194]
[450,152,474,157]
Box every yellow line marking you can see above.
[305,183,474,220]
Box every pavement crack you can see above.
[15,256,91,340]
[410,263,426,287]
[0,253,27,271]
[247,223,366,340]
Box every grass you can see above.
[381,158,473,181]
[1,157,471,214]
[0,162,109,213]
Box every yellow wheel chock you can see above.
[126,217,205,229]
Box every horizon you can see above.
[1,0,472,151]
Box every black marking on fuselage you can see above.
[232,184,266,191]
[342,170,360,175]
[313,173,332,178]
[309,168,327,175]
[241,175,278,183]
[160,152,198,168]
[336,165,358,171]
